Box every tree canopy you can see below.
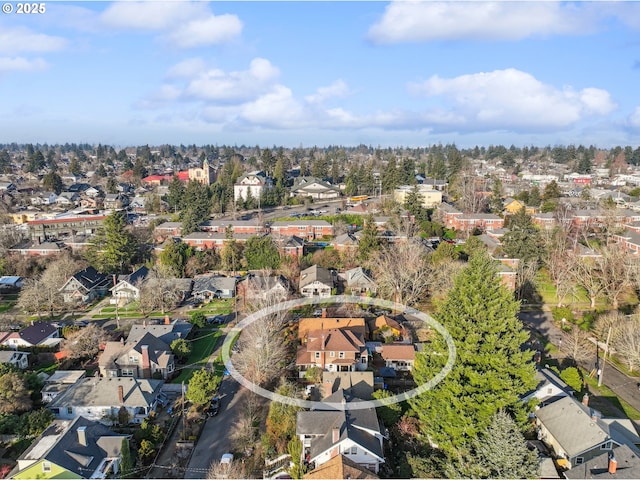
[409,251,536,457]
[86,211,137,273]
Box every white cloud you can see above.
[100,2,242,48]
[239,85,305,128]
[0,27,67,54]
[305,80,349,104]
[184,58,279,102]
[408,68,616,131]
[368,1,600,44]
[0,57,48,73]
[168,14,243,48]
[167,58,206,79]
[629,107,640,128]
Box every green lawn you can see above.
[194,299,234,315]
[582,372,640,421]
[0,302,15,313]
[187,329,222,366]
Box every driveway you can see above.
[184,377,244,478]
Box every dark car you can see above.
[208,397,220,416]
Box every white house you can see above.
[296,389,385,474]
[0,350,29,369]
[47,377,164,425]
[233,171,272,203]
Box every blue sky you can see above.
[2,1,640,148]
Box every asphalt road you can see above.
[518,309,640,415]
[184,377,243,479]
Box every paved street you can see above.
[518,309,640,415]
[183,377,244,479]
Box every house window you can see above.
[67,407,73,415]
[43,462,51,472]
[361,357,367,364]
[122,369,134,377]
[339,352,345,359]
[601,442,611,449]
[129,356,138,363]
[315,352,320,359]
[546,387,553,395]
[350,446,357,455]
[50,408,60,415]
[576,457,584,465]
[330,352,335,357]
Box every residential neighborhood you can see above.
[3,143,640,480]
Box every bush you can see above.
[560,367,583,393]
[190,311,206,328]
[551,306,574,326]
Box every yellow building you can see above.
[188,159,215,185]
[393,185,443,208]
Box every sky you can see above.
[2,1,640,149]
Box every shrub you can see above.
[551,306,574,326]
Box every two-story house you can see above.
[59,266,111,305]
[99,333,174,380]
[297,328,368,378]
[1,321,61,349]
[299,265,334,298]
[12,416,128,480]
[233,171,272,203]
[296,389,385,474]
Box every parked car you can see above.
[208,397,220,416]
[221,453,234,465]
[208,315,226,325]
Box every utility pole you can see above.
[598,325,613,387]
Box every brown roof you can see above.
[298,318,366,340]
[307,329,365,353]
[380,344,416,361]
[373,315,402,333]
[304,454,378,479]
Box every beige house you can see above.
[393,185,442,208]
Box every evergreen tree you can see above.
[542,180,561,201]
[86,211,137,273]
[528,186,541,207]
[502,208,544,265]
[381,157,401,193]
[159,240,190,277]
[488,177,504,214]
[220,227,243,273]
[455,410,539,479]
[120,438,134,479]
[186,369,221,406]
[244,236,281,270]
[42,171,63,194]
[409,252,536,457]
[357,215,380,261]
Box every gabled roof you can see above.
[299,265,333,289]
[48,377,163,409]
[380,344,415,361]
[17,416,127,478]
[297,390,384,463]
[61,266,109,293]
[536,396,640,458]
[564,444,640,479]
[304,454,378,479]
[126,320,193,345]
[298,318,366,340]
[344,267,375,287]
[114,266,149,288]
[100,332,172,370]
[18,322,57,345]
[306,328,365,353]
[192,275,236,293]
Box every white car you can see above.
[221,453,234,465]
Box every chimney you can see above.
[582,393,589,407]
[118,385,124,404]
[164,315,170,325]
[322,308,327,318]
[609,456,617,474]
[77,426,87,446]
[332,427,340,443]
[141,345,151,378]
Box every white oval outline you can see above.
[221,295,456,410]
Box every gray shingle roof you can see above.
[17,416,127,478]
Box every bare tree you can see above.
[515,260,539,302]
[561,324,593,365]
[593,311,625,343]
[369,239,431,307]
[207,457,248,480]
[61,323,110,360]
[596,243,636,310]
[543,228,577,306]
[138,269,184,314]
[17,254,84,317]
[571,256,605,309]
[451,169,487,213]
[0,225,25,256]
[428,259,465,303]
[233,292,293,388]
[611,316,640,372]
